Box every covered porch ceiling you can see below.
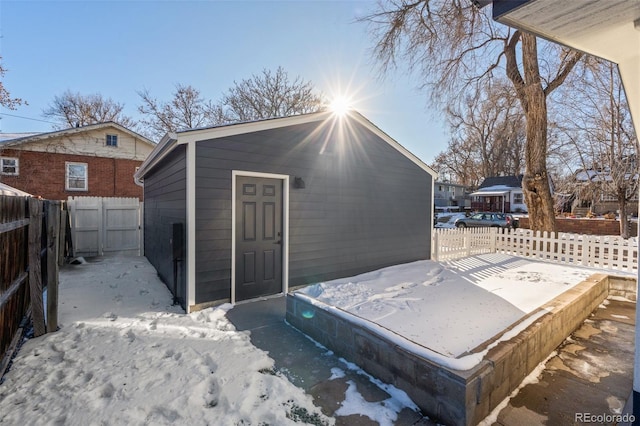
[489,0,640,131]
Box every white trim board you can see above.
[231,170,290,304]
[186,143,197,312]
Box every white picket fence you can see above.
[433,228,638,273]
[67,196,143,257]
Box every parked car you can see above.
[454,212,518,229]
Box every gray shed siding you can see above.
[143,144,187,306]
[194,119,431,304]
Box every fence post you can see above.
[581,235,590,266]
[490,228,497,253]
[58,205,67,266]
[465,229,471,257]
[46,201,60,333]
[433,230,439,261]
[28,198,45,337]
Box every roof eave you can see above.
[134,132,178,182]
[1,122,156,148]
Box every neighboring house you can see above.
[434,181,469,211]
[470,175,527,213]
[0,122,155,200]
[572,168,639,215]
[135,110,437,312]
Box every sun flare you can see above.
[329,96,352,115]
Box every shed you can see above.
[135,110,437,312]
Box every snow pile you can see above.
[0,257,331,426]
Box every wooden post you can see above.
[58,208,67,266]
[28,198,45,337]
[46,201,60,333]
[490,227,497,253]
[432,230,439,261]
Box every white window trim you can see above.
[65,161,88,191]
[512,192,524,204]
[1,156,19,175]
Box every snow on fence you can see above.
[433,228,638,273]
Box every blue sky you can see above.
[0,0,448,164]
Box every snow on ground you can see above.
[0,257,332,426]
[299,254,597,361]
[0,252,621,424]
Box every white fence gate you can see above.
[67,197,143,257]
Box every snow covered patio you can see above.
[287,254,636,425]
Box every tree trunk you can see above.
[520,34,557,233]
[619,197,630,238]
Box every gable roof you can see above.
[0,122,155,148]
[478,175,523,190]
[135,110,438,181]
[0,132,41,142]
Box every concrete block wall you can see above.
[287,272,622,425]
[286,295,469,424]
[607,275,638,301]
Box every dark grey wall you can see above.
[143,144,187,307]
[194,117,432,304]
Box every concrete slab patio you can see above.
[494,297,635,425]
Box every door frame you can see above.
[231,170,289,304]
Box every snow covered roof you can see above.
[575,168,638,182]
[469,190,511,197]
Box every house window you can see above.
[66,162,88,191]
[1,157,19,175]
[106,134,118,147]
[513,193,524,204]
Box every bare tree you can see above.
[433,79,525,185]
[0,59,25,110]
[137,84,223,141]
[362,0,583,231]
[558,60,638,237]
[43,90,136,130]
[221,67,326,122]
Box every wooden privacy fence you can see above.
[433,227,638,273]
[1,196,65,378]
[67,197,143,257]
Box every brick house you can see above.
[0,122,155,200]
